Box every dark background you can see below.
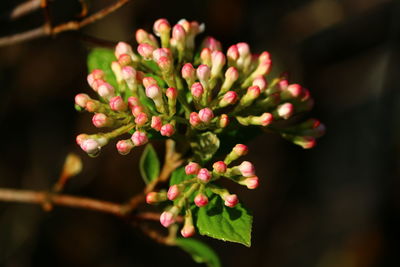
[0,0,399,266]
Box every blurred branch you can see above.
[1,0,42,21]
[0,0,131,47]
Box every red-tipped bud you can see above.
[131,131,148,146]
[157,56,173,72]
[211,51,226,76]
[189,112,202,127]
[185,162,201,175]
[87,73,95,87]
[278,79,289,90]
[92,113,111,128]
[142,77,157,88]
[115,42,133,58]
[233,144,248,156]
[118,54,132,66]
[194,194,209,207]
[213,161,227,174]
[137,43,155,60]
[152,48,171,61]
[135,29,148,44]
[146,84,162,99]
[182,63,196,80]
[153,18,171,36]
[252,76,268,92]
[85,100,99,113]
[191,82,204,99]
[239,161,256,177]
[293,136,316,149]
[237,42,250,57]
[76,134,88,145]
[227,45,239,61]
[135,112,148,126]
[259,112,273,126]
[116,139,134,155]
[146,192,167,204]
[200,48,212,66]
[225,67,239,81]
[241,176,259,189]
[223,194,239,207]
[121,66,136,80]
[197,64,211,82]
[247,85,261,99]
[166,87,177,100]
[220,91,238,107]
[160,211,175,227]
[160,124,175,137]
[202,37,221,51]
[181,224,196,238]
[80,138,100,154]
[198,108,214,123]
[92,69,104,80]
[127,97,140,109]
[91,79,105,91]
[97,83,115,100]
[172,24,186,41]
[131,105,144,117]
[151,116,162,131]
[109,96,127,111]
[287,84,303,98]
[197,168,212,182]
[167,185,180,200]
[219,114,229,128]
[277,102,294,119]
[75,93,90,108]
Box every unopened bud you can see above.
[75,93,90,108]
[219,91,238,107]
[118,54,132,66]
[160,124,175,137]
[160,206,179,228]
[252,76,268,92]
[202,37,221,51]
[137,43,155,60]
[166,87,177,100]
[131,105,144,117]
[194,193,208,207]
[76,134,88,145]
[211,51,226,77]
[223,194,239,207]
[189,112,202,127]
[92,113,112,128]
[116,139,134,155]
[238,161,256,177]
[233,144,248,156]
[151,116,162,131]
[128,97,140,108]
[135,112,148,126]
[146,84,162,99]
[142,77,157,88]
[239,176,259,189]
[182,63,196,83]
[227,45,239,62]
[109,96,127,111]
[218,114,229,128]
[198,108,214,123]
[146,192,167,204]
[191,82,204,99]
[167,185,180,200]
[97,83,115,100]
[131,131,148,146]
[197,168,212,182]
[80,138,100,154]
[196,64,211,83]
[200,48,212,66]
[213,161,227,174]
[185,162,201,175]
[115,42,133,58]
[277,102,294,119]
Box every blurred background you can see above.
[0,0,399,266]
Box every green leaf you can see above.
[196,194,252,247]
[191,132,220,163]
[170,166,190,186]
[139,144,160,184]
[175,238,221,267]
[87,48,118,89]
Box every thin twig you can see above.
[0,0,130,47]
[1,0,41,21]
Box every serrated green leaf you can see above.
[87,48,118,89]
[170,166,190,186]
[175,238,221,267]
[196,194,252,247]
[139,144,160,184]
[191,132,220,163]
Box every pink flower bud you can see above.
[157,56,173,72]
[247,85,261,99]
[277,102,294,119]
[160,210,175,228]
[85,100,99,113]
[213,161,227,174]
[146,84,162,99]
[127,97,140,109]
[200,48,212,66]
[225,67,239,81]
[181,224,196,238]
[121,66,136,81]
[182,63,196,80]
[219,114,229,128]
[75,93,90,107]
[237,42,250,57]
[92,113,110,128]
[198,108,214,123]
[259,112,273,126]
[92,69,104,80]
[142,77,157,88]
[172,24,186,41]
[135,29,148,44]
[220,91,238,107]
[80,138,100,154]
[135,112,148,126]
[146,192,159,204]
[227,45,239,61]
[238,161,255,177]
[211,51,226,76]
[152,48,171,61]
[278,79,289,90]
[294,136,316,149]
[185,162,201,175]
[115,42,133,58]
[191,82,204,99]
[160,124,175,137]
[131,105,144,117]
[97,83,115,100]
[166,87,177,100]
[252,76,267,92]
[194,194,209,207]
[151,116,162,131]
[91,79,105,91]
[202,36,221,51]
[287,84,303,98]
[87,73,95,87]
[241,176,259,189]
[137,43,155,60]
[76,134,88,145]
[167,185,180,200]
[189,112,202,127]
[197,168,212,182]
[118,54,132,66]
[109,96,127,111]
[196,64,211,82]
[131,131,148,146]
[116,139,134,155]
[224,194,239,207]
[153,18,171,36]
[233,144,248,156]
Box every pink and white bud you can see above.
[166,87,177,100]
[227,45,240,61]
[194,194,209,207]
[116,139,134,155]
[239,161,256,177]
[131,105,144,117]
[75,93,90,108]
[225,67,239,82]
[181,224,196,238]
[167,185,180,200]
[137,43,155,60]
[197,168,212,182]
[153,18,171,37]
[191,82,204,99]
[97,83,115,100]
[92,113,111,128]
[160,124,175,137]
[247,85,261,99]
[146,192,167,204]
[118,54,132,66]
[131,131,148,146]
[91,79,105,92]
[172,24,186,42]
[142,77,157,88]
[277,102,294,119]
[146,84,162,99]
[76,134,88,145]
[135,112,148,126]
[233,144,248,156]
[211,51,226,76]
[80,138,100,154]
[240,176,259,189]
[293,136,316,149]
[87,73,95,87]
[127,97,140,109]
[213,161,227,174]
[198,108,214,123]
[115,42,133,58]
[121,66,136,80]
[252,76,268,92]
[182,63,196,80]
[219,114,229,128]
[135,29,148,44]
[189,112,202,127]
[200,48,212,66]
[152,48,171,61]
[185,162,201,175]
[237,42,250,57]
[92,69,104,80]
[109,96,127,111]
[219,91,238,107]
[259,112,273,126]
[157,56,173,72]
[287,84,303,98]
[85,100,99,113]
[202,37,221,51]
[278,79,289,90]
[151,116,162,131]
[160,210,175,227]
[196,64,211,82]
[223,194,239,207]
